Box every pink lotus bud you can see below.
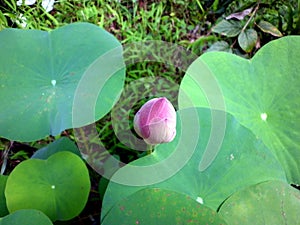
[134,97,176,145]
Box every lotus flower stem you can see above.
[147,144,154,155]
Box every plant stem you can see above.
[241,1,260,32]
[195,0,205,14]
[147,145,154,155]
[0,141,13,175]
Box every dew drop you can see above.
[51,79,56,86]
[230,153,234,160]
[51,185,55,189]
[196,196,203,204]
[260,113,267,121]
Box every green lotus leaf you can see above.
[0,176,8,217]
[0,209,53,225]
[179,36,300,184]
[0,22,125,141]
[219,180,300,224]
[101,108,286,219]
[31,137,81,159]
[5,151,90,221]
[102,188,227,225]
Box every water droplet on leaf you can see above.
[51,79,56,86]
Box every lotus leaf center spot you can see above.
[51,185,55,189]
[196,196,203,204]
[51,79,56,86]
[260,113,267,121]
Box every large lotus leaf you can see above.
[0,176,8,217]
[102,188,227,225]
[219,180,300,224]
[0,22,125,141]
[178,36,300,184]
[101,107,286,219]
[0,209,53,225]
[5,151,90,221]
[31,137,81,159]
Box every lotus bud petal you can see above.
[134,97,176,145]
